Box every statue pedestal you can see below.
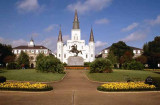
[68,56,84,66]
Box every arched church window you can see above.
[86,54,88,58]
[64,54,66,58]
[91,54,93,57]
[59,54,60,57]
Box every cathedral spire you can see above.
[58,26,63,42]
[73,9,80,29]
[89,27,94,42]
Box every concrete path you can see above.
[0,70,160,105]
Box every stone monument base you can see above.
[68,56,84,66]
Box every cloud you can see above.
[16,0,44,13]
[95,18,109,24]
[95,41,107,54]
[31,33,39,37]
[0,37,27,47]
[122,22,139,32]
[39,35,70,53]
[121,31,147,42]
[67,0,112,14]
[0,35,70,53]
[44,24,59,32]
[148,15,160,26]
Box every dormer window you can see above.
[105,50,108,53]
[133,50,136,54]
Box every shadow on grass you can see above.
[0,70,6,73]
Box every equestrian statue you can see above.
[69,44,82,56]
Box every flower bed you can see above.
[0,82,53,91]
[97,82,157,91]
[65,66,90,70]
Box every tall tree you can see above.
[143,36,160,69]
[109,41,133,63]
[17,51,29,68]
[0,43,14,67]
[107,51,117,66]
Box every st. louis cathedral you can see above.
[57,10,95,65]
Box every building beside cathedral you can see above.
[13,39,52,68]
[97,46,143,58]
[57,10,95,65]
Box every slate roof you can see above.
[102,46,142,51]
[13,45,49,50]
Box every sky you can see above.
[0,0,160,54]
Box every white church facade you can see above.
[57,10,95,65]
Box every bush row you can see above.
[122,60,144,70]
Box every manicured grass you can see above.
[0,69,65,82]
[86,69,160,82]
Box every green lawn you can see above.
[0,69,65,82]
[86,69,160,82]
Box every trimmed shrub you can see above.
[122,61,144,70]
[7,62,20,70]
[84,62,91,67]
[128,61,144,70]
[36,55,64,73]
[63,62,67,66]
[90,58,112,73]
[0,76,6,83]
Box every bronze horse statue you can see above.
[69,44,82,56]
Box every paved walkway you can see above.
[0,70,160,105]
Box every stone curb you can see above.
[97,90,160,93]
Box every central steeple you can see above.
[73,9,80,29]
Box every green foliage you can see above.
[36,55,64,73]
[17,51,29,68]
[63,62,67,66]
[3,55,16,64]
[151,77,160,88]
[109,41,133,63]
[7,62,20,70]
[143,36,160,69]
[90,58,112,73]
[122,61,144,70]
[0,43,14,67]
[84,62,91,66]
[107,51,117,66]
[36,53,45,62]
[0,76,6,83]
[135,55,147,64]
